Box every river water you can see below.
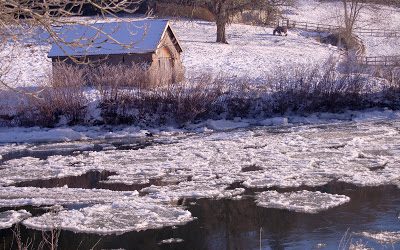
[0,120,399,249]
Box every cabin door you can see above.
[158,47,174,85]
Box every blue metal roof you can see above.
[48,19,173,57]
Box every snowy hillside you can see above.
[171,20,339,81]
[285,0,400,56]
[1,19,340,88]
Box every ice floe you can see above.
[0,186,139,207]
[159,238,184,244]
[0,119,399,233]
[0,210,31,229]
[358,231,400,244]
[23,200,192,235]
[255,191,350,213]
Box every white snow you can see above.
[205,119,250,131]
[285,0,400,56]
[171,20,339,81]
[255,190,350,213]
[48,20,171,57]
[0,127,87,143]
[0,210,31,229]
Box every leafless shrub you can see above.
[17,64,88,127]
[267,62,368,113]
[6,60,400,127]
[100,74,224,125]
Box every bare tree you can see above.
[194,0,292,43]
[341,0,365,39]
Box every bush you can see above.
[17,64,88,127]
[7,61,400,127]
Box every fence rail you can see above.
[275,19,400,37]
[357,56,400,66]
[276,19,340,32]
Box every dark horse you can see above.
[273,26,288,36]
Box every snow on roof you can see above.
[48,19,175,58]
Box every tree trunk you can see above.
[216,17,228,43]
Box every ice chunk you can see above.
[142,181,245,203]
[0,186,138,207]
[255,190,350,213]
[0,210,31,229]
[358,231,400,244]
[159,238,184,244]
[23,200,192,235]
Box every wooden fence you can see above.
[357,56,400,66]
[276,19,340,33]
[275,19,400,37]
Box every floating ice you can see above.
[159,238,184,244]
[358,231,400,244]
[1,120,400,234]
[23,200,192,235]
[0,186,138,207]
[142,181,245,203]
[255,191,350,213]
[0,210,31,229]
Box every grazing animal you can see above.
[273,26,288,36]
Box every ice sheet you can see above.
[0,210,31,229]
[255,190,350,213]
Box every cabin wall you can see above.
[51,54,153,66]
[149,29,184,86]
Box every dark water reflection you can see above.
[0,183,399,250]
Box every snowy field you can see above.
[1,0,399,88]
[285,0,400,56]
[0,19,340,88]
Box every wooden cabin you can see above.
[48,19,184,86]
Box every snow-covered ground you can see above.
[171,20,339,80]
[1,0,399,88]
[285,0,400,56]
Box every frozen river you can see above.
[0,120,399,249]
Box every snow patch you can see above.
[206,119,250,131]
[0,127,86,143]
